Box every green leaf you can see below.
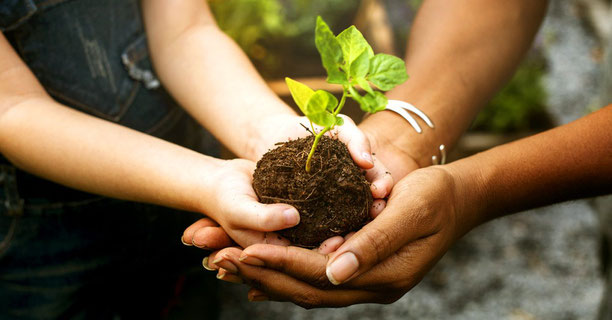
[315,16,347,84]
[368,54,408,91]
[304,90,337,127]
[337,26,373,67]
[362,91,388,113]
[349,86,387,113]
[308,112,336,128]
[355,77,373,95]
[335,116,345,126]
[306,90,338,113]
[285,77,314,114]
[350,49,370,79]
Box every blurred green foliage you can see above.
[210,0,550,132]
[209,0,286,57]
[209,0,358,77]
[471,57,549,132]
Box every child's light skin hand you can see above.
[185,159,298,249]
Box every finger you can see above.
[325,182,435,285]
[182,218,219,246]
[247,288,270,302]
[231,229,291,248]
[365,156,393,198]
[334,115,374,169]
[217,268,244,284]
[316,236,345,254]
[239,235,433,292]
[232,199,300,232]
[370,199,386,218]
[240,244,332,288]
[343,235,444,290]
[192,226,233,250]
[223,252,388,308]
[203,250,221,271]
[344,232,356,241]
[209,247,243,272]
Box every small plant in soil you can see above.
[253,16,408,247]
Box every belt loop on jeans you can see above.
[0,165,24,217]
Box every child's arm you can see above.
[0,33,295,247]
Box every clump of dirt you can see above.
[253,135,372,247]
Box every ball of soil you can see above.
[252,135,372,247]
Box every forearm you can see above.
[361,0,548,170]
[447,105,612,235]
[143,1,295,160]
[0,96,223,214]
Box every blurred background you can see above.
[208,0,610,318]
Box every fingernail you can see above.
[361,152,373,165]
[284,208,300,226]
[239,254,265,266]
[216,256,238,273]
[249,294,269,302]
[217,270,243,284]
[193,241,209,249]
[212,255,224,265]
[326,252,359,285]
[181,236,192,246]
[202,257,215,271]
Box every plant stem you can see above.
[330,86,350,131]
[334,87,349,116]
[305,127,330,172]
[304,86,351,172]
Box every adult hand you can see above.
[358,111,425,181]
[206,166,473,307]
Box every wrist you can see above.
[193,157,230,220]
[359,111,437,177]
[244,112,300,161]
[442,156,492,238]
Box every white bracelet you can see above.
[385,100,446,165]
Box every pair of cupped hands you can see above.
[182,114,466,308]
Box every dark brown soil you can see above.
[252,135,372,247]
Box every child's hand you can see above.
[183,159,297,249]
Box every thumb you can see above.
[325,192,425,285]
[232,197,301,232]
[335,115,374,169]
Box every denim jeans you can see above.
[0,0,220,319]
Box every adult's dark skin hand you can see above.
[207,166,467,307]
[210,104,612,306]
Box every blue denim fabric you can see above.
[0,0,220,319]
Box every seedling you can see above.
[286,16,408,172]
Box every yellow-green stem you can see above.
[304,86,351,172]
[305,127,330,172]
